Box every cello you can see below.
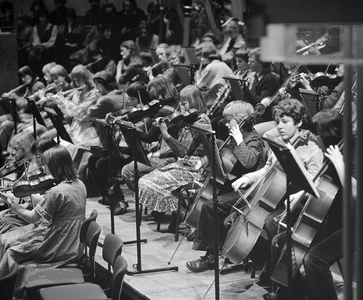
[270,141,343,286]
[184,105,265,229]
[221,131,313,264]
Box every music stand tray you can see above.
[0,97,22,123]
[186,124,230,182]
[26,98,46,126]
[117,123,151,167]
[263,134,319,198]
[89,118,123,158]
[183,47,199,65]
[224,77,245,101]
[172,64,192,86]
[44,107,73,144]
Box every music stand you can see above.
[117,123,178,275]
[183,47,199,65]
[172,64,192,86]
[186,124,225,300]
[90,118,124,235]
[224,77,245,101]
[263,134,319,300]
[0,96,22,134]
[285,88,323,118]
[43,107,73,144]
[26,98,46,139]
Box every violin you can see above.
[0,158,28,178]
[309,72,342,89]
[126,100,162,123]
[12,175,56,198]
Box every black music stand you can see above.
[0,97,22,134]
[26,98,46,139]
[263,134,319,300]
[172,64,192,86]
[90,118,124,235]
[187,124,226,300]
[285,88,324,118]
[183,47,199,65]
[224,77,245,101]
[43,107,73,144]
[117,123,178,275]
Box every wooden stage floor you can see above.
[87,186,347,300]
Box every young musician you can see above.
[120,76,180,190]
[194,41,233,108]
[243,48,279,124]
[138,85,211,231]
[0,146,86,299]
[0,136,57,233]
[232,98,324,287]
[116,40,145,89]
[270,109,355,300]
[186,100,265,273]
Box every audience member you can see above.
[136,21,159,66]
[56,7,83,67]
[28,10,58,76]
[118,0,146,42]
[84,0,102,26]
[28,0,47,26]
[0,0,14,27]
[49,0,68,26]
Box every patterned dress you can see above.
[0,179,87,299]
[139,114,211,213]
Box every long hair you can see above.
[120,40,143,67]
[179,85,207,113]
[70,64,93,88]
[312,109,343,148]
[147,76,178,102]
[223,100,255,131]
[41,146,77,183]
[11,132,36,160]
[50,64,68,79]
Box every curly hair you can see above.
[272,98,308,125]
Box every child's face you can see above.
[275,115,300,141]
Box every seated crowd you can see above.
[0,2,357,300]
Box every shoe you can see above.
[186,254,215,273]
[263,292,287,300]
[113,201,128,215]
[98,196,110,205]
